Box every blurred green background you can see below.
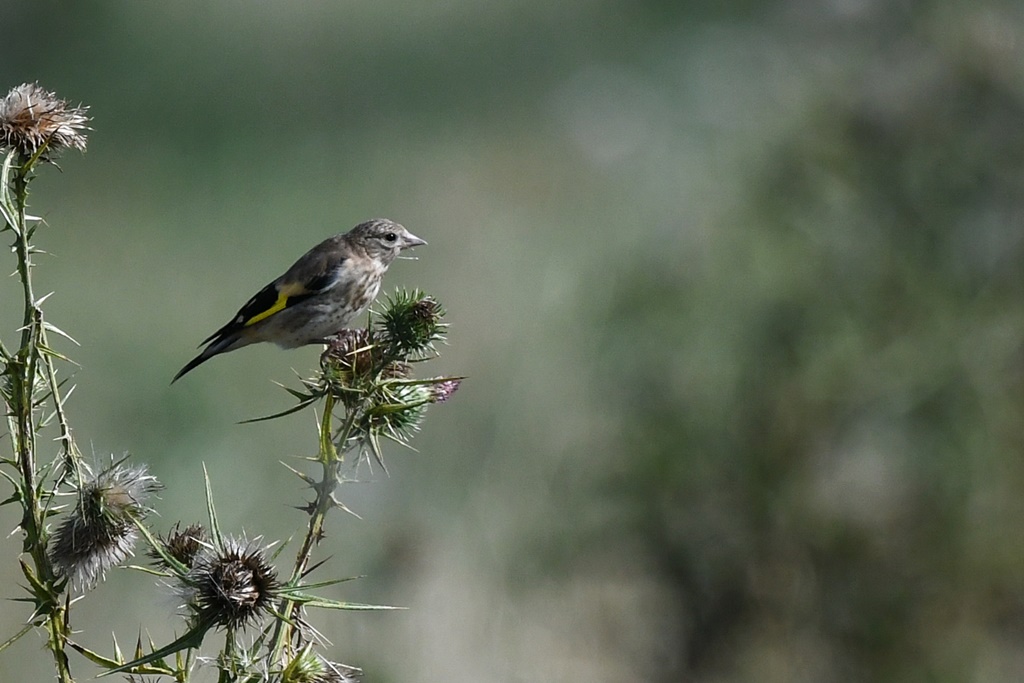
[3,1,1024,681]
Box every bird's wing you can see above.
[201,249,345,344]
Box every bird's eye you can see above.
[383,232,398,243]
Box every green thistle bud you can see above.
[281,645,362,683]
[360,383,431,442]
[376,291,446,360]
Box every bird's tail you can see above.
[171,333,245,383]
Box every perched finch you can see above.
[173,218,426,382]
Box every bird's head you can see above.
[347,218,427,265]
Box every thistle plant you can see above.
[0,83,461,682]
[0,82,93,683]
[48,460,162,590]
[261,290,460,662]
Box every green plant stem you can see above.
[7,155,73,683]
[219,628,236,683]
[39,331,83,495]
[269,392,357,664]
[11,160,47,574]
[46,602,72,683]
[7,157,81,489]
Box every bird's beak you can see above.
[404,233,427,248]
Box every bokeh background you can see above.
[3,1,1024,681]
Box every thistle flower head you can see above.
[322,328,374,366]
[360,384,430,441]
[365,379,461,432]
[184,536,280,631]
[376,291,446,359]
[321,329,376,388]
[428,379,462,403]
[49,461,161,589]
[321,328,422,409]
[149,522,208,570]
[281,646,362,683]
[0,83,89,158]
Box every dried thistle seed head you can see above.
[49,512,135,590]
[186,536,280,630]
[150,522,208,570]
[49,461,161,589]
[0,83,89,157]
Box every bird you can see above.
[172,218,426,382]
